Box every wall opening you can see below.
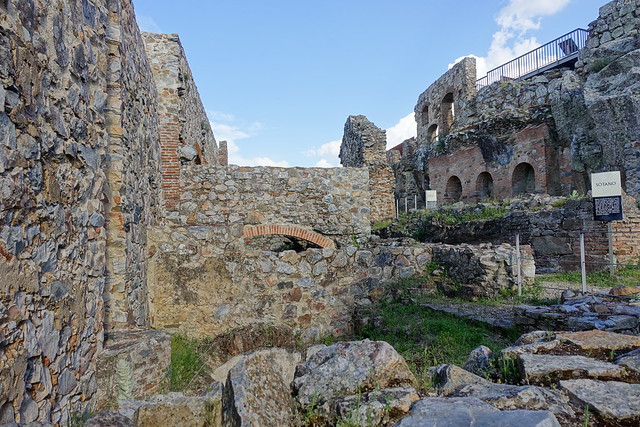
[476,172,494,200]
[512,163,536,195]
[427,124,438,142]
[242,224,334,248]
[441,92,454,135]
[420,104,429,125]
[444,176,462,203]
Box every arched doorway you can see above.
[445,176,462,203]
[476,172,494,200]
[512,163,535,195]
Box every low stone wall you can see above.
[414,195,640,272]
[147,225,530,341]
[94,330,171,411]
[166,165,372,244]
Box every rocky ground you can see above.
[82,328,640,427]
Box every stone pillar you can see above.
[339,115,395,222]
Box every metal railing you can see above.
[476,28,589,90]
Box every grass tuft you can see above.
[169,334,210,392]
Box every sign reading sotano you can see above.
[591,171,624,221]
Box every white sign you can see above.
[591,171,622,197]
[425,190,437,202]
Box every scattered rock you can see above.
[84,411,134,427]
[222,350,298,426]
[396,397,560,427]
[324,387,419,426]
[462,345,494,376]
[610,285,640,296]
[517,353,625,385]
[291,340,416,405]
[560,379,640,425]
[134,384,223,427]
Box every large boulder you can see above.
[291,340,416,405]
[396,397,560,427]
[432,364,576,424]
[222,350,298,426]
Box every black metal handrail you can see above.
[476,28,589,90]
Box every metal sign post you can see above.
[591,171,623,277]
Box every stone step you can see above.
[560,379,640,425]
[517,353,628,385]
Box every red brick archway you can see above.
[242,225,334,248]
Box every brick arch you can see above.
[243,225,334,248]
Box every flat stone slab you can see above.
[518,353,624,385]
[560,379,640,424]
[396,397,560,427]
[556,330,640,355]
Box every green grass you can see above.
[371,220,392,230]
[169,334,210,392]
[356,275,521,391]
[536,266,640,288]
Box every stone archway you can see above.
[243,225,334,248]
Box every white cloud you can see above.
[208,112,287,167]
[451,0,572,78]
[315,158,337,168]
[385,113,416,149]
[137,15,162,33]
[304,139,341,158]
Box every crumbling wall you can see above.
[165,165,371,242]
[414,57,476,144]
[147,228,528,341]
[0,0,161,423]
[339,115,395,222]
[142,32,222,208]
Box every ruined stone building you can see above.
[0,0,638,424]
[388,0,640,206]
[0,0,397,422]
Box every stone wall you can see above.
[104,0,162,331]
[414,195,640,272]
[147,226,528,341]
[167,165,372,244]
[0,0,161,423]
[142,32,222,209]
[339,115,395,223]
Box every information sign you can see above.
[591,171,623,221]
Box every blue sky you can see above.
[132,0,606,167]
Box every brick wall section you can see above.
[613,194,640,264]
[428,123,567,203]
[339,115,395,222]
[243,225,335,248]
[142,33,223,209]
